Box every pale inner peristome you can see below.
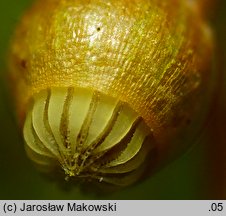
[23,87,154,186]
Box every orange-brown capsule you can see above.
[8,0,215,187]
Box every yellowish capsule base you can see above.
[23,87,154,186]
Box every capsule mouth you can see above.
[23,87,154,186]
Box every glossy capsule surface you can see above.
[8,0,214,186]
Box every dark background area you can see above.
[0,0,225,199]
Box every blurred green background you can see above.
[0,0,225,199]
